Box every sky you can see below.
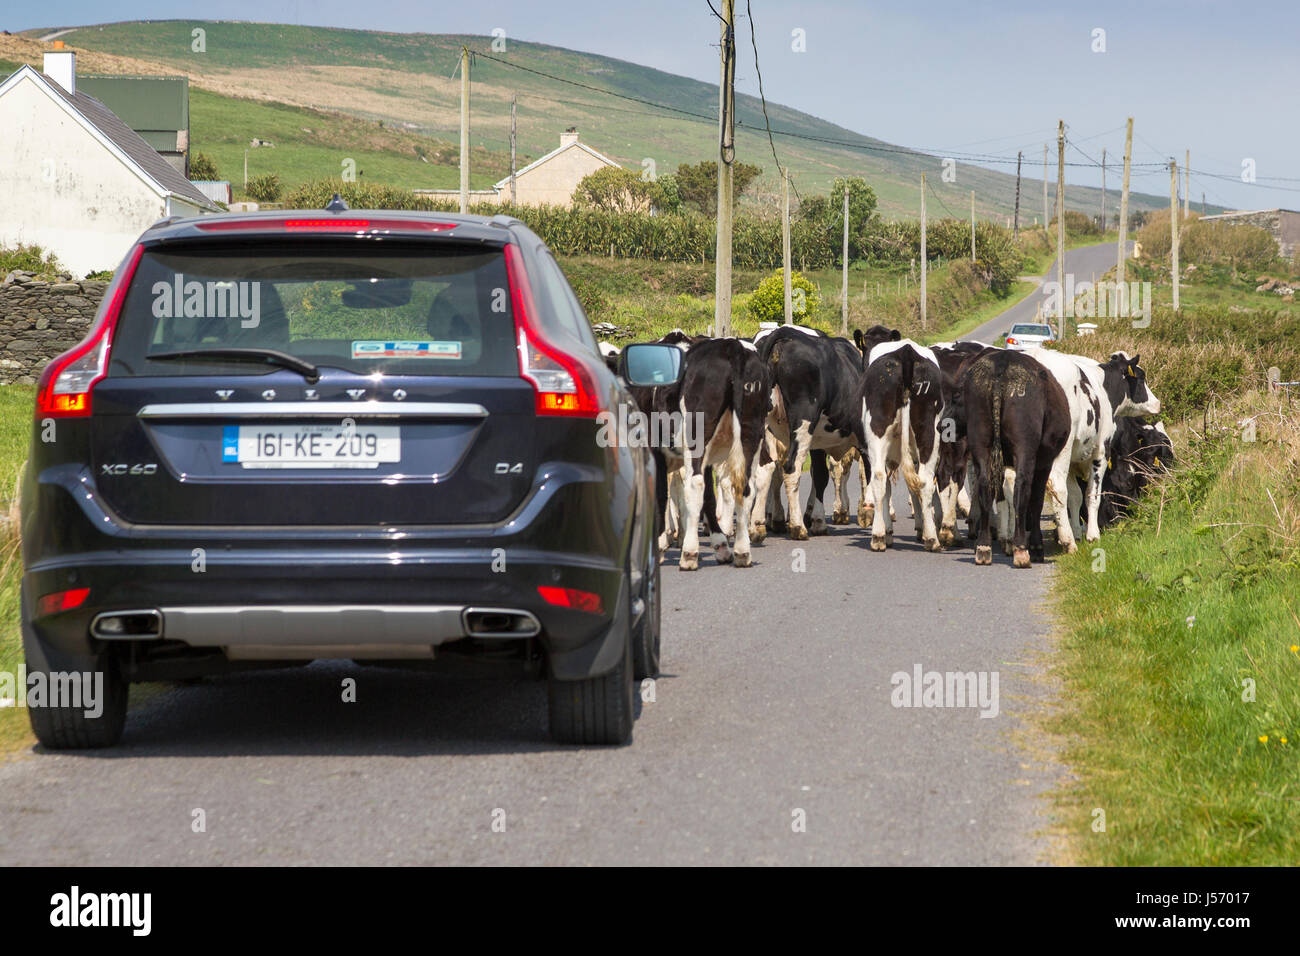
[9,0,1300,211]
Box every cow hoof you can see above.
[1003,541,1015,556]
[750,524,767,544]
[770,518,789,534]
[679,552,699,571]
[808,518,829,536]
[789,525,809,541]
[733,551,752,568]
[884,532,894,547]
[924,537,942,553]
[871,534,887,551]
[938,527,955,547]
[857,512,873,530]
[975,546,993,566]
[1030,547,1045,563]
[714,544,734,564]
[1062,541,1078,555]
[831,510,849,525]
[1013,548,1032,569]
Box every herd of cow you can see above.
[601,322,1175,570]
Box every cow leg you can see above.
[972,454,995,565]
[1000,467,1017,555]
[830,451,853,524]
[782,416,815,540]
[805,449,830,535]
[733,411,767,569]
[702,465,732,565]
[1045,451,1077,553]
[916,448,942,552]
[679,459,706,571]
[938,478,958,547]
[715,464,737,538]
[1084,456,1105,542]
[749,440,776,544]
[1028,457,1054,564]
[964,460,980,541]
[857,457,874,529]
[1011,453,1037,569]
[1065,468,1085,545]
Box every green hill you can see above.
[21,20,1183,218]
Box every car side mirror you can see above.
[618,343,683,387]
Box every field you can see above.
[1046,282,1300,864]
[6,22,1178,218]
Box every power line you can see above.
[744,0,798,198]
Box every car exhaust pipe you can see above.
[462,608,541,638]
[91,609,163,640]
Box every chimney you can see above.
[43,50,76,95]
[560,127,579,148]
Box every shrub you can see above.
[246,173,283,203]
[189,152,220,181]
[573,167,656,213]
[747,269,820,324]
[0,244,61,276]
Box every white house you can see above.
[415,128,622,208]
[0,52,220,277]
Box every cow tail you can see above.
[989,372,1005,488]
[729,356,750,499]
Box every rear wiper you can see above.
[147,348,320,383]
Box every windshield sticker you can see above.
[351,340,462,359]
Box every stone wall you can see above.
[0,272,106,385]
[1201,209,1300,260]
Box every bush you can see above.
[246,173,283,203]
[0,244,61,276]
[1181,220,1278,274]
[189,152,220,181]
[1049,209,1102,237]
[747,269,820,324]
[573,167,656,213]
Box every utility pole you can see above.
[1101,148,1107,231]
[840,185,850,335]
[509,93,517,206]
[782,169,793,325]
[1056,120,1066,339]
[1013,151,1022,239]
[920,173,927,332]
[1117,117,1133,296]
[714,0,736,337]
[1170,159,1180,311]
[970,190,976,262]
[1184,148,1190,219]
[459,46,470,214]
[1042,144,1049,236]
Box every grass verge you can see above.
[1045,391,1300,865]
[0,386,31,753]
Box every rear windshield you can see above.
[108,241,519,377]
[1010,324,1053,336]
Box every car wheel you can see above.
[632,559,661,681]
[548,590,634,746]
[22,596,128,749]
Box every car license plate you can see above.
[223,424,400,469]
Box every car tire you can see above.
[22,597,128,749]
[548,594,634,746]
[632,558,661,681]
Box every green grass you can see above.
[0,386,32,753]
[560,255,1028,344]
[24,20,1181,218]
[1047,398,1300,864]
[189,88,505,200]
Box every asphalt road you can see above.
[966,240,1132,345]
[0,256,1135,866]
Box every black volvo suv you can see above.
[21,207,675,748]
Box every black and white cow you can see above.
[930,342,995,546]
[1031,349,1162,550]
[1098,417,1174,526]
[662,338,770,570]
[853,338,946,551]
[944,349,1071,568]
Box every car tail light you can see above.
[1005,337,1017,346]
[35,244,144,419]
[505,244,601,418]
[537,585,605,615]
[36,587,90,616]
